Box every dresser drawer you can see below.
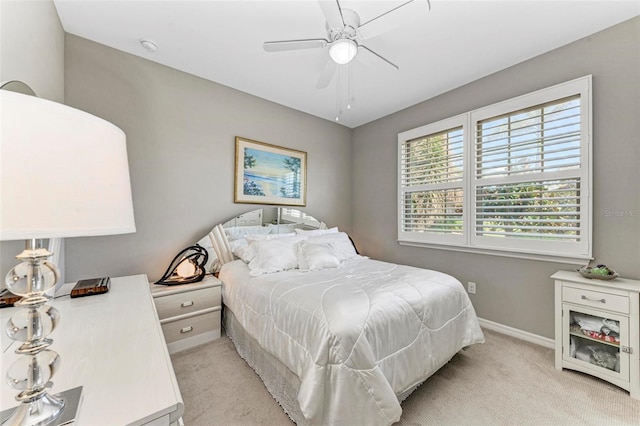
[563,285,629,314]
[154,286,221,320]
[161,310,221,344]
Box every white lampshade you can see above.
[0,90,136,240]
[329,39,357,65]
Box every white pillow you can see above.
[294,227,339,237]
[238,232,297,264]
[245,232,296,243]
[308,232,357,261]
[297,241,340,271]
[224,225,270,241]
[248,236,307,276]
[229,238,251,262]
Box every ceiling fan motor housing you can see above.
[326,9,360,42]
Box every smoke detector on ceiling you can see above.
[140,39,157,53]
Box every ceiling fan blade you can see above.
[359,0,431,40]
[263,39,328,52]
[316,59,337,89]
[359,45,399,70]
[317,0,344,29]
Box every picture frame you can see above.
[234,136,307,206]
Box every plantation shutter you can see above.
[472,94,589,254]
[399,124,465,243]
[398,76,590,261]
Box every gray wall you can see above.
[2,3,637,341]
[0,0,65,280]
[351,17,640,339]
[63,35,352,283]
[0,0,64,101]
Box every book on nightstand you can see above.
[70,277,111,298]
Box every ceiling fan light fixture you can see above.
[329,39,357,65]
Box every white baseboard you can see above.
[478,317,555,349]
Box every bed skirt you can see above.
[224,307,309,425]
[223,307,424,425]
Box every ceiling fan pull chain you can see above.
[335,65,342,121]
[262,1,412,125]
[347,62,353,110]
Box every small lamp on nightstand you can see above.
[0,83,136,424]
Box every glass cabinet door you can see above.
[562,305,629,381]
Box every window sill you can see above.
[398,240,591,265]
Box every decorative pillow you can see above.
[237,232,297,263]
[245,232,296,243]
[248,236,307,276]
[297,241,340,271]
[229,238,251,262]
[294,227,339,237]
[307,232,357,261]
[267,223,297,234]
[224,225,270,241]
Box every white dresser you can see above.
[0,274,185,425]
[150,275,222,354]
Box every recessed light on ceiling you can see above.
[140,38,157,53]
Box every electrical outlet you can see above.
[467,281,476,294]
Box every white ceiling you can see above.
[53,0,639,128]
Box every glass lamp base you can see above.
[0,386,82,426]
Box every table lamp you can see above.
[0,83,136,425]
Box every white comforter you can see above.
[220,257,484,425]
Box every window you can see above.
[398,76,592,262]
[399,115,466,246]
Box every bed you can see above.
[203,212,484,425]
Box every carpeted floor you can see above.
[171,328,640,425]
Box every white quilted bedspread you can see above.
[220,257,484,425]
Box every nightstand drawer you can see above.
[154,286,221,320]
[161,310,221,344]
[563,286,629,314]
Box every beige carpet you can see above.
[171,329,640,425]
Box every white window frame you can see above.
[397,114,468,247]
[398,76,592,264]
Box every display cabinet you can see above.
[553,270,640,399]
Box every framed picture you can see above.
[234,137,307,206]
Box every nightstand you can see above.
[151,275,222,354]
[553,270,640,399]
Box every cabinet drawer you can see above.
[155,286,221,320]
[161,310,221,344]
[563,286,629,314]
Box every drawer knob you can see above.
[180,326,193,334]
[180,301,194,308]
[581,295,606,303]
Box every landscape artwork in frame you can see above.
[235,137,307,206]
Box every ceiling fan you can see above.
[263,0,431,89]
